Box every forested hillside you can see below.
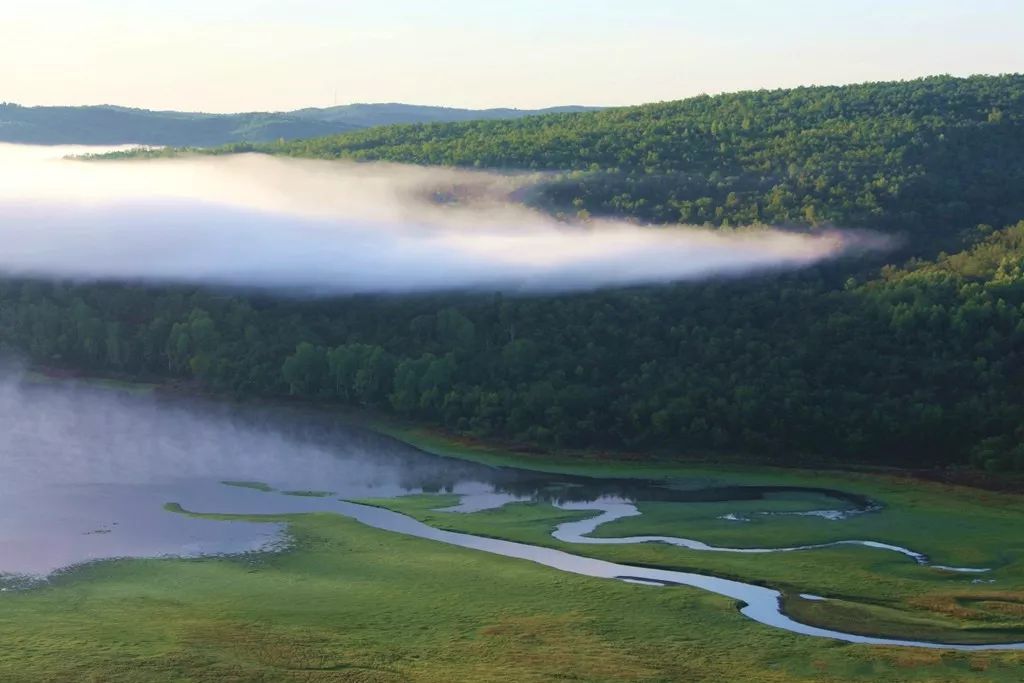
[3,76,1024,471]
[217,75,1024,255]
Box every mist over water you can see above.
[0,371,874,578]
[0,371,530,575]
[0,370,700,575]
[0,144,885,294]
[0,378,458,494]
[5,371,1010,653]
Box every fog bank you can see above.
[0,144,884,293]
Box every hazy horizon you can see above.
[4,1,1023,113]
[0,99,604,116]
[3,73,1020,118]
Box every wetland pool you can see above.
[1,376,1020,650]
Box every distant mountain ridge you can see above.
[288,103,598,126]
[0,102,600,147]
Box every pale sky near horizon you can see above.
[3,1,1023,113]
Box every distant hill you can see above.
[251,74,1024,255]
[288,103,596,127]
[0,102,600,147]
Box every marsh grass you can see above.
[362,493,1024,646]
[3,380,1023,678]
[2,511,1022,682]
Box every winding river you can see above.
[1,375,1021,651]
[550,499,990,573]
[325,501,1024,651]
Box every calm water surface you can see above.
[1,376,1020,650]
[0,376,869,576]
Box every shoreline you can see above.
[22,364,1024,500]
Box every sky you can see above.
[2,0,1023,113]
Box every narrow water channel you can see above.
[330,501,1024,651]
[1,376,1021,651]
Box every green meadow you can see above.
[2,392,1023,680]
[1,508,1022,683]
[359,424,1024,644]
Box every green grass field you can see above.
[359,493,1024,646]
[2,509,1022,682]
[350,421,1024,646]
[4,379,1023,680]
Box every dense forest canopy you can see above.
[4,75,1024,471]
[217,74,1024,256]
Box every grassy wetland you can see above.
[0,494,1021,683]
[368,424,1024,644]
[1,383,1023,681]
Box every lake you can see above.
[1,374,1019,651]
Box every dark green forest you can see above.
[4,76,1024,471]
[224,74,1024,256]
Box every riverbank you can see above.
[363,419,1024,645]
[2,510,1022,682]
[25,365,1024,495]
[16,368,1024,645]
[356,490,1024,646]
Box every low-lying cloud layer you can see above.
[0,144,883,293]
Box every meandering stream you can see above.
[0,376,1020,651]
[328,501,1024,651]
[549,499,991,573]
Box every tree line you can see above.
[12,75,1024,471]
[1,221,1021,470]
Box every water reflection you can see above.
[2,376,1020,649]
[0,376,867,576]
